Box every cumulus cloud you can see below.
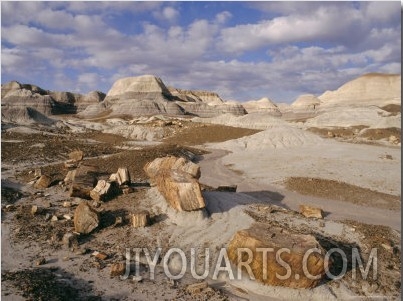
[1,2,400,102]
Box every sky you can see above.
[1,1,401,103]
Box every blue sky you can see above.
[1,1,401,103]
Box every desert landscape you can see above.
[1,72,401,300]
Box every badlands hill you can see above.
[318,73,401,107]
[1,81,105,124]
[80,75,246,118]
[241,97,282,116]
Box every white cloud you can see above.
[162,7,179,22]
[215,11,232,24]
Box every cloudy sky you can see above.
[1,1,401,103]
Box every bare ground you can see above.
[284,177,401,210]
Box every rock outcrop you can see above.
[144,156,205,211]
[318,73,401,107]
[168,87,224,105]
[227,223,328,288]
[1,81,106,123]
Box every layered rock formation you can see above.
[1,81,105,124]
[80,75,246,118]
[318,73,401,107]
[168,87,224,105]
[242,97,282,116]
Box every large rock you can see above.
[227,223,328,288]
[74,202,100,234]
[144,156,205,211]
[318,73,401,107]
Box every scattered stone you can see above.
[109,167,130,186]
[62,256,70,261]
[216,185,237,192]
[122,187,134,195]
[144,156,205,211]
[75,248,88,255]
[114,216,123,227]
[73,202,99,234]
[299,205,324,219]
[92,251,108,260]
[63,201,72,208]
[64,170,75,184]
[327,131,336,138]
[110,262,126,277]
[132,275,143,283]
[90,180,119,202]
[319,221,326,228]
[35,257,46,266]
[227,223,328,289]
[381,243,393,252]
[34,168,42,178]
[187,282,208,294]
[389,135,399,144]
[34,175,52,189]
[62,233,78,250]
[31,205,40,215]
[4,204,16,212]
[63,214,72,220]
[51,215,59,222]
[131,211,150,228]
[45,213,52,221]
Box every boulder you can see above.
[144,156,205,211]
[227,223,328,289]
[73,202,99,234]
[299,205,324,219]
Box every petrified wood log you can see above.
[69,165,98,199]
[227,223,328,289]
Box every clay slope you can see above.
[318,73,401,106]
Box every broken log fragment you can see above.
[90,180,119,202]
[216,185,237,192]
[109,167,130,186]
[131,211,150,228]
[227,223,328,289]
[144,156,201,180]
